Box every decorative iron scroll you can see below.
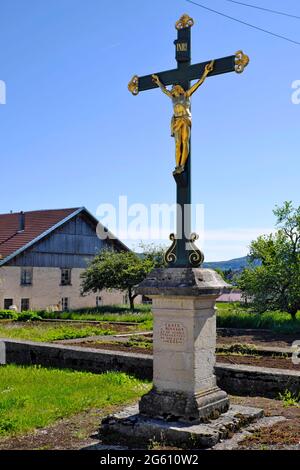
[188,233,204,267]
[164,233,177,264]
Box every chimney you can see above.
[18,211,25,232]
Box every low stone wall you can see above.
[0,339,152,380]
[1,338,299,398]
[215,364,300,398]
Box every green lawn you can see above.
[45,303,300,334]
[216,303,300,334]
[1,303,299,337]
[0,323,117,342]
[0,304,153,331]
[0,365,150,438]
[40,304,153,330]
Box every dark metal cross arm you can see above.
[134,55,237,93]
[127,14,249,268]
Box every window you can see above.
[4,299,13,310]
[61,269,71,286]
[21,298,30,311]
[142,295,152,305]
[61,297,69,311]
[96,296,102,307]
[21,267,33,286]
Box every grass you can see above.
[278,390,300,408]
[216,343,259,356]
[2,302,300,336]
[0,324,117,342]
[216,303,300,334]
[0,305,152,326]
[124,337,152,350]
[0,365,150,438]
[41,303,300,334]
[40,304,153,331]
[41,303,151,320]
[102,336,152,351]
[54,312,153,331]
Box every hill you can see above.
[203,256,250,271]
[135,253,259,272]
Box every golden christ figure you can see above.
[152,60,214,175]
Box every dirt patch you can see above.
[0,409,99,450]
[74,341,152,355]
[91,323,139,334]
[217,354,300,371]
[217,329,298,348]
[66,340,152,354]
[230,396,300,450]
[239,420,300,448]
[0,406,117,451]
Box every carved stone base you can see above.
[139,386,229,423]
[100,404,265,449]
[136,268,230,424]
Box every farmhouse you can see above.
[0,207,128,311]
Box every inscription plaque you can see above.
[159,322,186,345]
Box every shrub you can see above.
[16,311,42,322]
[0,310,18,320]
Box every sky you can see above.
[0,0,299,261]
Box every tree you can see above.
[81,247,165,310]
[237,202,300,319]
[136,242,166,268]
[214,267,235,284]
[214,267,226,281]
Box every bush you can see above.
[0,310,18,320]
[16,311,42,322]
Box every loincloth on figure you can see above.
[171,115,191,137]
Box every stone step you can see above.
[100,404,264,449]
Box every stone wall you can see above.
[1,339,152,380]
[215,363,300,398]
[1,338,299,398]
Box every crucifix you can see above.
[128,14,249,268]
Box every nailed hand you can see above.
[205,60,215,74]
[152,74,160,85]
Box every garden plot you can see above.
[64,331,300,372]
[0,321,140,343]
[217,328,298,348]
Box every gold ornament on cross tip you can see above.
[175,14,194,30]
[235,50,250,73]
[128,75,139,95]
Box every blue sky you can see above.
[0,0,299,260]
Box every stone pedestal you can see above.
[100,267,266,448]
[136,268,230,423]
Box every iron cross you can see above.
[128,14,249,268]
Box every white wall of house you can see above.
[0,266,130,311]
